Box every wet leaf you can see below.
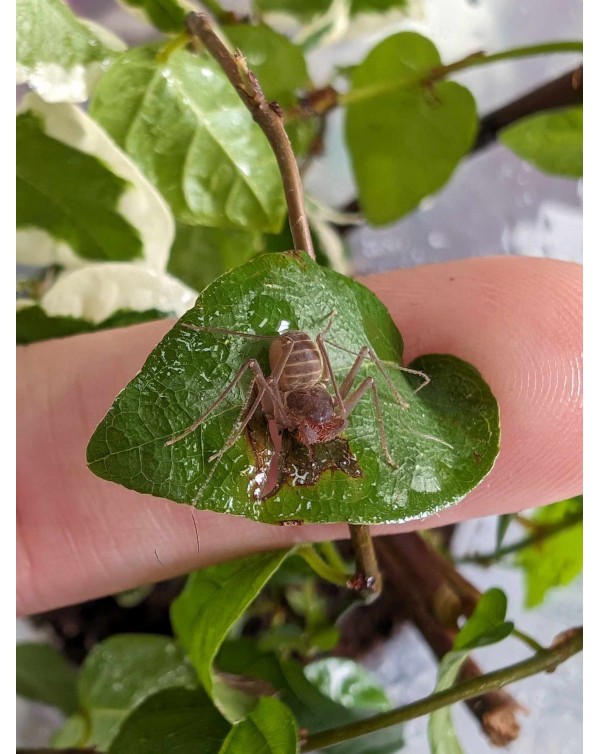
[304,657,390,711]
[74,634,198,749]
[515,496,583,607]
[171,551,290,718]
[345,32,477,224]
[90,45,286,232]
[219,697,298,754]
[108,688,230,754]
[500,106,582,178]
[16,642,78,715]
[17,0,118,102]
[88,252,500,525]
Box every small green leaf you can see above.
[219,639,402,754]
[516,496,583,607]
[17,95,175,270]
[254,0,407,17]
[304,658,390,711]
[87,252,499,525]
[117,0,192,33]
[108,688,231,754]
[90,45,286,232]
[51,714,88,748]
[171,551,290,717]
[345,32,477,224]
[16,0,118,102]
[430,588,515,753]
[168,224,264,292]
[453,588,514,651]
[428,651,468,754]
[219,697,298,754]
[76,634,198,749]
[500,106,583,177]
[16,642,78,715]
[16,304,170,345]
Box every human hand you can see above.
[17,256,582,615]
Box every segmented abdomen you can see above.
[269,331,323,392]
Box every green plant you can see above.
[16,1,582,752]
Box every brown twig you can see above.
[185,12,315,260]
[185,12,380,595]
[347,524,382,598]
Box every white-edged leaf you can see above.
[304,658,390,711]
[17,94,174,271]
[16,0,123,102]
[38,264,196,324]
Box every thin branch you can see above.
[348,524,382,598]
[300,627,582,752]
[456,510,583,565]
[185,12,315,260]
[473,65,583,151]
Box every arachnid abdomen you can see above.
[269,331,323,393]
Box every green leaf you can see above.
[254,0,408,17]
[219,639,401,754]
[428,650,468,754]
[304,658,391,711]
[345,32,477,224]
[87,252,500,525]
[16,0,118,102]
[51,714,88,748]
[218,697,298,754]
[16,304,170,345]
[515,496,583,607]
[499,106,583,178]
[76,634,198,749]
[108,688,231,754]
[17,95,174,270]
[16,642,78,715]
[225,25,310,106]
[430,588,515,753]
[168,224,264,292]
[171,551,290,717]
[117,0,191,33]
[90,45,286,232]
[453,588,513,651]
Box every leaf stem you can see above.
[318,540,351,575]
[348,524,382,598]
[289,41,582,118]
[185,12,315,260]
[300,626,582,751]
[296,545,350,587]
[512,628,545,654]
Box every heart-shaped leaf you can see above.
[87,252,499,525]
[345,32,477,225]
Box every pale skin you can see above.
[16,257,582,616]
